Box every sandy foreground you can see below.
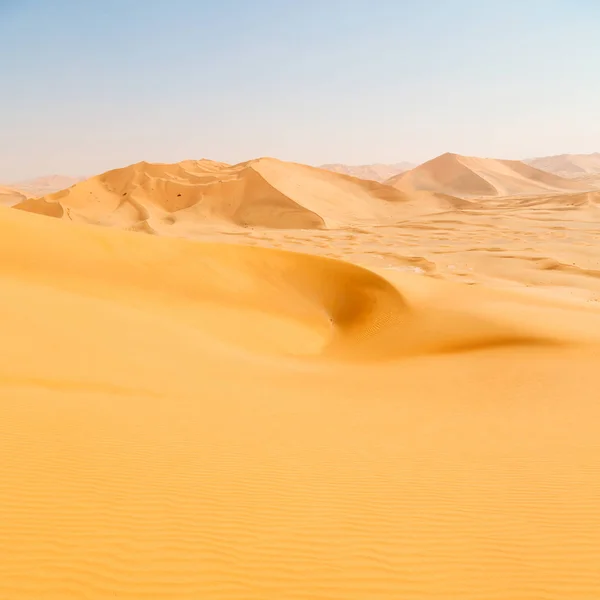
[1,200,600,599]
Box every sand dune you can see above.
[2,205,600,599]
[387,152,591,198]
[320,161,415,182]
[14,157,453,232]
[0,184,26,207]
[10,174,84,197]
[526,152,600,178]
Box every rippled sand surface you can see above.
[2,203,600,599]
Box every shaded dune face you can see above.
[12,197,65,217]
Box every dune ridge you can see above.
[387,152,591,198]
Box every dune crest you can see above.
[387,152,591,197]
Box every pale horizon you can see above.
[10,149,600,184]
[1,0,599,181]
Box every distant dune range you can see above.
[7,151,600,202]
[14,157,459,232]
[386,152,591,198]
[525,152,600,179]
[10,175,84,198]
[319,162,415,182]
[323,152,600,185]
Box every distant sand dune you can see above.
[0,185,26,207]
[14,157,456,232]
[319,162,415,182]
[526,152,600,178]
[388,152,591,198]
[10,174,84,197]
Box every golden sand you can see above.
[14,158,453,232]
[3,155,600,598]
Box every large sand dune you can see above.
[387,152,590,198]
[14,158,451,232]
[2,205,600,598]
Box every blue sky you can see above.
[1,0,599,180]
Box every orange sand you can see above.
[2,199,600,599]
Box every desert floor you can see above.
[2,193,600,599]
[177,190,600,304]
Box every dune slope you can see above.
[2,207,600,599]
[14,158,454,232]
[388,152,591,197]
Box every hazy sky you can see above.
[1,0,599,181]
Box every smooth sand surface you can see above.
[388,152,591,197]
[2,199,600,599]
